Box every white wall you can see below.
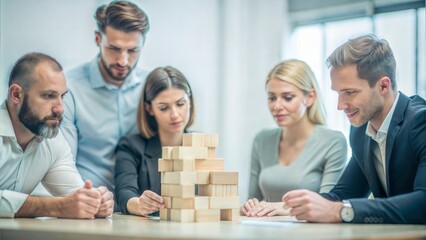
[0,0,288,202]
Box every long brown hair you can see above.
[137,66,195,138]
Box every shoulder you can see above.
[253,127,281,144]
[118,133,148,147]
[65,62,91,87]
[405,95,426,119]
[128,67,150,85]
[133,67,150,78]
[404,95,426,138]
[43,130,72,160]
[314,125,346,141]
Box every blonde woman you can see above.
[241,59,347,217]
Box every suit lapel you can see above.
[385,93,408,196]
[144,135,162,194]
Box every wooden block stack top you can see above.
[159,133,239,222]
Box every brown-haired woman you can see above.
[115,66,195,216]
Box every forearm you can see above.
[15,195,65,218]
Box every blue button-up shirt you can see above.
[61,57,148,193]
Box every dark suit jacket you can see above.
[115,134,162,214]
[323,93,426,224]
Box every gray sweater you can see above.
[248,125,347,202]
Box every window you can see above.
[286,2,425,154]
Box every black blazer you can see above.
[115,134,162,214]
[323,93,426,224]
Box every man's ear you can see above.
[377,76,392,94]
[95,31,101,46]
[8,84,24,104]
[145,102,154,116]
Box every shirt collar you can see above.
[366,92,400,139]
[0,101,16,137]
[0,101,45,143]
[88,56,141,90]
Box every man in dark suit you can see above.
[282,34,426,224]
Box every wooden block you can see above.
[158,159,173,172]
[161,172,196,185]
[182,133,205,147]
[229,185,238,196]
[163,196,172,208]
[159,208,170,220]
[195,171,210,184]
[198,184,238,197]
[195,209,220,222]
[195,158,224,171]
[172,146,207,159]
[207,147,216,158]
[173,159,195,171]
[170,209,194,222]
[172,196,209,209]
[204,134,219,147]
[210,196,240,209]
[161,184,195,198]
[162,147,174,159]
[220,209,240,221]
[210,171,238,184]
[216,185,223,197]
[198,185,214,196]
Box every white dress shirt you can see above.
[0,101,84,218]
[366,93,400,195]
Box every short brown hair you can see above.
[327,34,397,89]
[138,66,195,138]
[95,0,149,36]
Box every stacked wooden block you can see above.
[159,133,240,222]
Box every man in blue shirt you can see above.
[61,1,150,205]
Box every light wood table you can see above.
[1,213,425,240]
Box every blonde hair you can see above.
[266,59,326,125]
[137,66,195,139]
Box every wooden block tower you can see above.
[159,133,240,222]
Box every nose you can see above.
[337,95,347,111]
[53,97,64,115]
[117,51,129,67]
[272,99,283,111]
[170,106,178,119]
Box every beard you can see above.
[352,91,383,127]
[18,97,62,139]
[100,55,136,82]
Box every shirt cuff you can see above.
[0,190,29,218]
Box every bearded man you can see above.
[0,52,114,218]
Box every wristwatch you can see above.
[340,200,355,222]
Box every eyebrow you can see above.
[40,89,68,94]
[108,44,139,51]
[267,91,295,95]
[155,96,186,105]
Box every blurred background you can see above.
[0,0,424,202]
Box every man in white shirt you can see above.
[0,52,114,218]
